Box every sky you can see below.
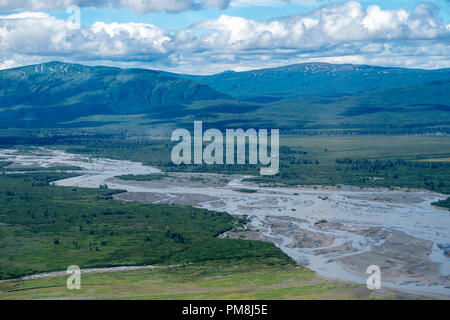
[0,0,449,74]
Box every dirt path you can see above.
[0,264,180,284]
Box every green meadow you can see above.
[1,259,406,300]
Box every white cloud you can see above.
[0,12,171,59]
[0,0,231,13]
[194,1,449,50]
[0,1,449,73]
[230,0,328,7]
[0,0,316,12]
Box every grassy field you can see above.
[280,135,450,160]
[0,259,415,300]
[0,173,289,280]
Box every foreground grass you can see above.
[0,259,400,300]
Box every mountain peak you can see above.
[179,61,450,98]
[3,61,95,78]
[218,70,235,74]
[263,62,387,74]
[0,62,230,128]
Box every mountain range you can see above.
[0,61,449,132]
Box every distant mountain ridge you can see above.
[0,61,229,127]
[177,62,450,99]
[0,61,449,131]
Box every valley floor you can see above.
[0,147,449,299]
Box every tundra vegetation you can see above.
[0,172,288,280]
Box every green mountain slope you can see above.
[0,62,229,128]
[155,78,448,132]
[178,63,450,99]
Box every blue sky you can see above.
[45,1,450,29]
[1,1,450,73]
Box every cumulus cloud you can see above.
[0,0,347,13]
[194,1,448,50]
[0,0,231,13]
[0,12,173,58]
[0,1,449,73]
[230,0,331,7]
